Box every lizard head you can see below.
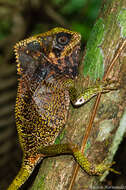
[42,27,81,78]
[14,27,81,79]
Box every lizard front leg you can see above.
[64,78,118,106]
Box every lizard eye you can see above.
[56,32,71,46]
[57,36,69,45]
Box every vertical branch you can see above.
[68,38,126,190]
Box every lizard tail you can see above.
[7,156,41,190]
[7,163,33,190]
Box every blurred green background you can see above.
[1,0,125,190]
[0,0,102,48]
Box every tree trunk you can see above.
[30,0,126,189]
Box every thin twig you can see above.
[103,39,126,81]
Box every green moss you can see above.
[32,175,45,190]
[117,9,126,38]
[84,140,91,154]
[31,160,53,190]
[83,18,105,80]
[54,129,66,144]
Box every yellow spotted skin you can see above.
[16,77,70,156]
[8,28,115,190]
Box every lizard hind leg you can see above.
[38,143,119,176]
[7,155,42,190]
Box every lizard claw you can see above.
[95,161,120,175]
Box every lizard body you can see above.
[8,28,115,190]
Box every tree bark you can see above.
[30,0,126,189]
